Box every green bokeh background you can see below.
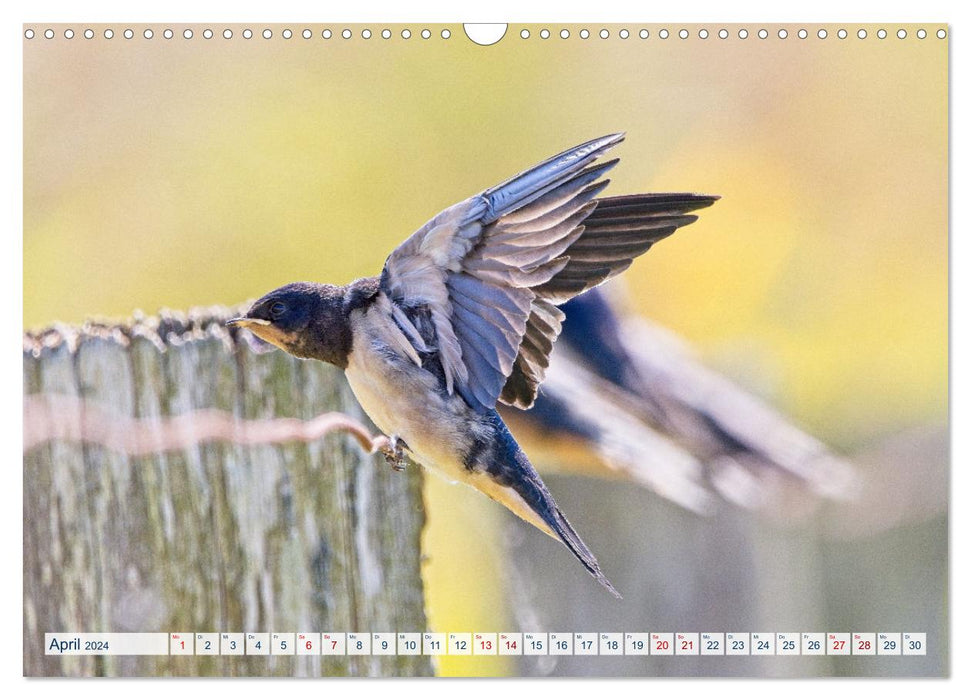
[24,23,948,676]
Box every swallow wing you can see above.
[381,133,716,412]
[500,191,719,407]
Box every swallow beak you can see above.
[226,317,271,328]
[225,315,292,352]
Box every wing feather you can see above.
[449,288,528,339]
[471,227,585,269]
[478,135,625,223]
[450,302,519,373]
[487,204,596,247]
[446,272,534,317]
[499,300,565,408]
[454,334,506,409]
[494,166,613,230]
[462,255,570,288]
[381,134,718,411]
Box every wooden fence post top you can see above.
[24,307,433,678]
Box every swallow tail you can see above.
[475,412,622,598]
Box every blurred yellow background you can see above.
[24,24,947,676]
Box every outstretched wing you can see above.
[500,192,718,407]
[381,133,716,413]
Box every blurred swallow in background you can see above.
[499,286,859,517]
[228,134,717,596]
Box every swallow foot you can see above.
[382,434,410,472]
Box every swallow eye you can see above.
[269,301,287,318]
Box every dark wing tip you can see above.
[600,575,623,599]
[584,132,625,150]
[684,193,720,210]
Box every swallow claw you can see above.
[381,434,410,472]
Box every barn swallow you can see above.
[227,134,717,596]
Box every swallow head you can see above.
[227,281,351,366]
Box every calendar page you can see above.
[22,16,948,679]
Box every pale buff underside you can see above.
[343,299,557,541]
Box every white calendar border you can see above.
[7,0,961,695]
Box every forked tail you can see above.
[481,411,622,598]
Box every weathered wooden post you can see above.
[23,309,433,677]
